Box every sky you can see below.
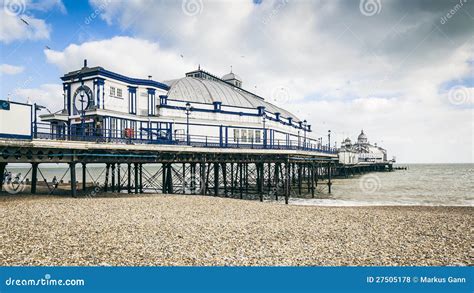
[0,0,473,163]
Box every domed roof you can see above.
[358,130,368,143]
[166,77,300,122]
[222,72,242,81]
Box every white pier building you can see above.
[39,60,324,151]
[338,130,388,165]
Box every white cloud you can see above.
[42,1,473,163]
[13,83,63,111]
[0,10,51,43]
[45,36,194,81]
[0,64,24,75]
[27,0,67,14]
[0,0,65,43]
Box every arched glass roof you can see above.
[166,77,300,122]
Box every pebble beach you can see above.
[0,194,472,266]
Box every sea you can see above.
[291,164,473,207]
[3,163,473,207]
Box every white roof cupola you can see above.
[222,66,242,88]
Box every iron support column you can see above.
[139,164,143,193]
[213,163,219,196]
[0,162,6,192]
[70,162,77,197]
[134,163,139,194]
[111,163,115,192]
[117,164,121,192]
[127,163,131,193]
[31,162,39,194]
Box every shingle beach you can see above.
[1,195,471,266]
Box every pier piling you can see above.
[69,162,77,197]
[31,162,38,194]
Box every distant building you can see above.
[338,130,388,164]
[338,137,358,165]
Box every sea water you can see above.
[291,164,473,206]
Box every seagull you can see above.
[45,45,51,50]
[20,17,29,26]
[180,54,184,58]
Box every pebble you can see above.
[0,194,472,266]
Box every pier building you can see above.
[336,130,393,176]
[0,61,340,202]
[38,60,319,150]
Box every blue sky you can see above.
[1,0,473,163]
[1,0,119,95]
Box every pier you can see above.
[0,138,338,203]
[0,63,395,202]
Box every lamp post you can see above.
[303,120,307,149]
[33,104,46,139]
[185,102,191,145]
[262,114,266,148]
[328,130,331,153]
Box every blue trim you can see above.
[159,95,168,105]
[219,125,223,147]
[0,133,32,140]
[61,68,170,91]
[225,127,228,146]
[148,89,156,116]
[63,83,71,114]
[160,104,261,117]
[167,98,257,111]
[128,87,137,114]
[213,101,222,112]
[63,112,322,150]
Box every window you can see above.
[116,88,122,98]
[233,129,240,142]
[248,129,254,142]
[110,86,115,96]
[110,118,116,138]
[241,129,247,142]
[255,130,261,143]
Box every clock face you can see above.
[73,85,93,113]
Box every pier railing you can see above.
[33,122,337,154]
